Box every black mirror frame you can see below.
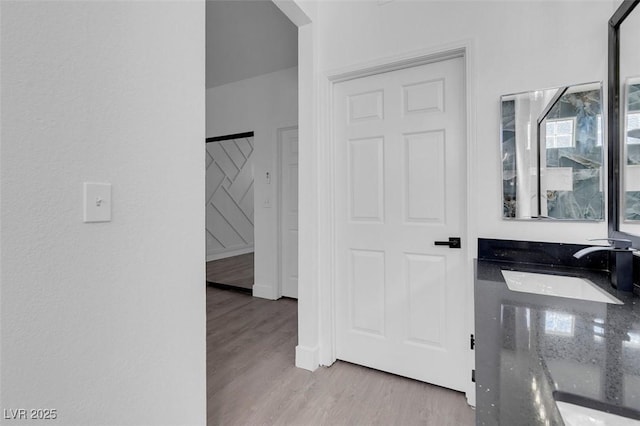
[608,0,640,248]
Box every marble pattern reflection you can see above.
[626,82,640,221]
[501,84,604,220]
[502,99,517,218]
[545,88,603,220]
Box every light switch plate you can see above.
[83,182,111,223]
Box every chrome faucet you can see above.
[573,238,635,293]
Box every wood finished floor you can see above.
[206,286,475,425]
[206,253,254,290]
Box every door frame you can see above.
[277,125,299,298]
[317,40,478,404]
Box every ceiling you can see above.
[206,0,298,89]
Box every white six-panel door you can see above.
[279,128,299,298]
[334,57,467,391]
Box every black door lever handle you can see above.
[434,237,461,249]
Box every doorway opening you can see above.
[206,131,256,294]
[205,0,305,420]
[205,0,299,299]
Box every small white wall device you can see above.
[83,182,112,223]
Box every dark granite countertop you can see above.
[475,259,640,425]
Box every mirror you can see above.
[623,77,640,223]
[621,3,640,235]
[501,83,604,220]
[609,0,640,247]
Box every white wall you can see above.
[316,0,617,246]
[295,0,621,373]
[206,0,298,88]
[0,2,206,425]
[206,66,298,299]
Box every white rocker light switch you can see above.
[83,182,111,223]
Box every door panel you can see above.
[349,90,384,122]
[404,131,446,222]
[349,137,385,222]
[405,253,446,347]
[334,57,467,392]
[349,249,386,335]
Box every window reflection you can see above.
[544,311,575,336]
[546,118,576,148]
[593,324,605,342]
[624,331,640,348]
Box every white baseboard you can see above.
[206,245,254,262]
[252,283,276,300]
[466,385,476,407]
[295,345,319,372]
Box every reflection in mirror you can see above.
[501,83,604,220]
[624,78,640,222]
[544,311,575,336]
[617,0,640,238]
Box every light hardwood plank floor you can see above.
[206,253,254,290]
[207,287,475,425]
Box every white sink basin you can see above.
[501,270,622,304]
[556,400,640,425]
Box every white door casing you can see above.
[206,136,255,260]
[334,56,467,391]
[279,127,299,298]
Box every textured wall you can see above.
[0,1,206,424]
[206,136,255,259]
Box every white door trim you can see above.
[317,40,478,403]
[277,125,299,299]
